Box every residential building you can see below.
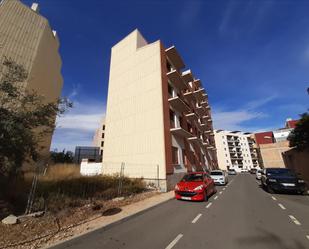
[93,117,105,158]
[0,0,63,155]
[214,130,260,172]
[102,30,217,191]
[74,146,101,165]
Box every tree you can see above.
[0,58,72,178]
[287,112,309,150]
[50,149,74,164]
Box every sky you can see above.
[22,0,309,152]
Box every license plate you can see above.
[282,183,295,187]
[181,197,191,200]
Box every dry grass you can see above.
[43,164,80,180]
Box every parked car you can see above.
[249,168,257,174]
[210,170,228,185]
[175,172,216,201]
[261,168,307,194]
[256,169,262,180]
[228,169,237,175]
[241,169,248,173]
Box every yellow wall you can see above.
[259,141,290,168]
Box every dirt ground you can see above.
[0,190,159,249]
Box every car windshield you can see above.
[181,174,204,182]
[267,169,295,176]
[210,171,223,175]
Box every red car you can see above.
[175,172,216,201]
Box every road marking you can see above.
[271,196,277,201]
[219,191,223,194]
[278,203,286,210]
[223,188,226,190]
[206,202,212,209]
[214,196,218,200]
[306,235,309,240]
[289,215,301,226]
[192,213,202,224]
[165,234,183,249]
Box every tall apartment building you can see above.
[214,130,260,172]
[102,30,217,191]
[0,0,63,154]
[93,117,105,157]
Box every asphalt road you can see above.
[51,174,309,249]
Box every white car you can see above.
[210,170,228,185]
[256,169,262,180]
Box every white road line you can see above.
[289,215,301,226]
[165,234,183,249]
[271,196,277,201]
[214,196,218,200]
[223,188,226,190]
[219,191,223,194]
[306,235,309,241]
[192,213,202,224]
[278,203,286,210]
[206,202,212,209]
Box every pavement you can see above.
[50,174,309,249]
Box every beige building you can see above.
[102,30,217,191]
[93,117,105,157]
[0,0,63,155]
[259,141,290,168]
[214,130,260,172]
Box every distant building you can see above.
[253,118,299,168]
[102,30,217,191]
[93,117,105,158]
[214,130,260,172]
[0,0,63,155]
[74,146,101,165]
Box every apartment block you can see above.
[0,0,63,154]
[102,30,217,191]
[93,117,106,157]
[214,130,260,172]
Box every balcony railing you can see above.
[167,70,187,91]
[168,96,191,113]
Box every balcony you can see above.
[200,101,208,107]
[197,122,207,131]
[183,91,195,102]
[168,96,191,113]
[167,70,187,90]
[182,70,194,84]
[188,136,203,146]
[185,112,198,122]
[193,88,205,102]
[193,79,201,89]
[195,106,206,117]
[165,46,185,70]
[170,127,193,138]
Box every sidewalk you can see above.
[46,191,174,248]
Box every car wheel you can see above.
[267,185,274,194]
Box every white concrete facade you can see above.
[214,130,260,172]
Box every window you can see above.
[224,148,226,151]
[100,150,103,156]
[225,154,228,157]
[170,110,175,128]
[226,160,229,163]
[222,136,224,139]
[172,146,179,164]
[101,133,104,138]
[168,84,173,98]
[102,125,105,130]
[101,141,104,147]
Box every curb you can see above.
[45,193,174,249]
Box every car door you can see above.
[204,173,214,193]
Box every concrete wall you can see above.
[283,148,309,185]
[0,0,63,155]
[259,141,290,168]
[102,30,167,187]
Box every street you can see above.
[51,174,309,249]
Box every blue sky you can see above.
[22,0,309,151]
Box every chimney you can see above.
[31,3,40,13]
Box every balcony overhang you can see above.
[193,88,205,102]
[193,79,201,88]
[168,96,191,113]
[183,91,195,102]
[182,70,194,84]
[195,106,206,117]
[197,122,207,131]
[188,136,203,146]
[201,101,208,107]
[167,70,187,90]
[185,112,198,121]
[204,130,212,134]
[166,46,185,70]
[170,127,193,138]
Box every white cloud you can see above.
[51,100,105,151]
[212,95,276,132]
